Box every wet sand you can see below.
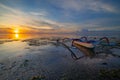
[0,37,120,80]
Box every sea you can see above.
[0,33,120,80]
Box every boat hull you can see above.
[73,41,94,48]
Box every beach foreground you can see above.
[0,37,120,80]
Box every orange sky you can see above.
[0,26,75,34]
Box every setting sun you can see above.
[14,29,19,34]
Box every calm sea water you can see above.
[0,34,78,40]
[0,34,120,80]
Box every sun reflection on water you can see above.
[0,34,76,40]
[15,34,19,39]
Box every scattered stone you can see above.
[0,63,5,69]
[25,47,30,49]
[9,61,17,69]
[101,62,107,65]
[99,69,120,80]
[20,59,29,67]
[0,41,4,44]
[30,75,45,80]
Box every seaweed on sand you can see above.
[20,59,29,67]
[30,75,45,80]
[0,41,4,44]
[99,69,120,80]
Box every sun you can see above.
[14,29,19,34]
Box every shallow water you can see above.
[0,34,120,80]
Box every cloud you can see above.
[30,11,47,16]
[0,3,64,30]
[50,0,118,13]
[0,1,119,33]
[74,17,120,31]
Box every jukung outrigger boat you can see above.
[57,37,120,60]
[72,36,119,49]
[71,37,102,48]
[59,36,120,49]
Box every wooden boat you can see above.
[72,40,95,48]
[71,36,95,48]
[72,36,112,49]
[62,36,117,49]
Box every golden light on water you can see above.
[15,34,19,39]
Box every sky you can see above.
[0,0,120,33]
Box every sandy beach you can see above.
[0,36,120,80]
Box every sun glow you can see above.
[14,29,19,34]
[13,28,20,39]
[15,34,19,38]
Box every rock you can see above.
[101,62,107,65]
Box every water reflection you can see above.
[72,44,120,59]
[0,34,119,60]
[14,34,19,39]
[0,34,77,40]
[73,44,95,58]
[0,37,120,80]
[0,34,40,40]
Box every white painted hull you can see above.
[73,41,94,48]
